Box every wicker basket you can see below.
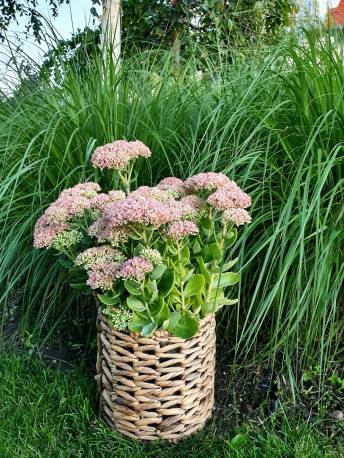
[96,312,216,442]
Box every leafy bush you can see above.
[33,140,251,338]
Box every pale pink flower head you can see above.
[207,182,251,210]
[91,190,126,211]
[75,246,125,271]
[51,230,82,250]
[87,262,120,291]
[222,208,252,226]
[167,200,198,221]
[165,220,199,241]
[129,186,173,202]
[104,196,173,228]
[180,195,207,217]
[33,215,69,248]
[158,177,183,188]
[129,140,151,159]
[39,182,101,228]
[157,177,186,197]
[33,183,100,249]
[87,217,107,240]
[91,140,151,171]
[105,226,131,247]
[60,182,101,198]
[109,190,127,200]
[184,172,230,193]
[45,195,93,222]
[91,140,132,170]
[88,218,131,247]
[117,256,153,281]
[140,248,163,265]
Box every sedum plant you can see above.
[33,140,252,339]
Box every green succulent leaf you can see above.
[140,322,158,337]
[158,268,175,297]
[128,314,150,332]
[180,245,190,265]
[144,280,158,302]
[167,311,181,332]
[222,257,238,272]
[200,216,212,230]
[209,287,223,301]
[196,256,211,282]
[124,280,142,296]
[201,301,215,316]
[126,297,145,312]
[217,297,238,306]
[97,293,120,306]
[192,240,202,254]
[184,274,205,297]
[134,243,145,255]
[213,272,240,288]
[151,264,167,280]
[162,319,169,329]
[154,303,169,325]
[129,232,143,241]
[182,268,194,283]
[171,311,199,339]
[202,242,222,262]
[225,228,237,247]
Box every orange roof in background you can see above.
[329,0,344,26]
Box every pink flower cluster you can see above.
[33,182,100,248]
[45,182,100,222]
[104,197,176,228]
[75,245,124,270]
[88,219,131,247]
[157,177,183,188]
[33,216,69,248]
[184,172,230,193]
[63,182,101,198]
[157,177,186,196]
[222,208,252,226]
[87,262,120,290]
[207,182,251,211]
[91,140,151,171]
[180,195,207,216]
[88,190,199,245]
[117,256,153,281]
[129,186,174,202]
[165,220,199,241]
[91,190,126,211]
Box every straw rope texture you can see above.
[96,312,216,442]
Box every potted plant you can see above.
[33,140,251,441]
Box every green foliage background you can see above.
[1,29,343,388]
[121,0,296,51]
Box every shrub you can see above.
[33,140,251,338]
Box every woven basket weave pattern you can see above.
[96,313,216,441]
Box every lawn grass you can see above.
[0,352,342,458]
